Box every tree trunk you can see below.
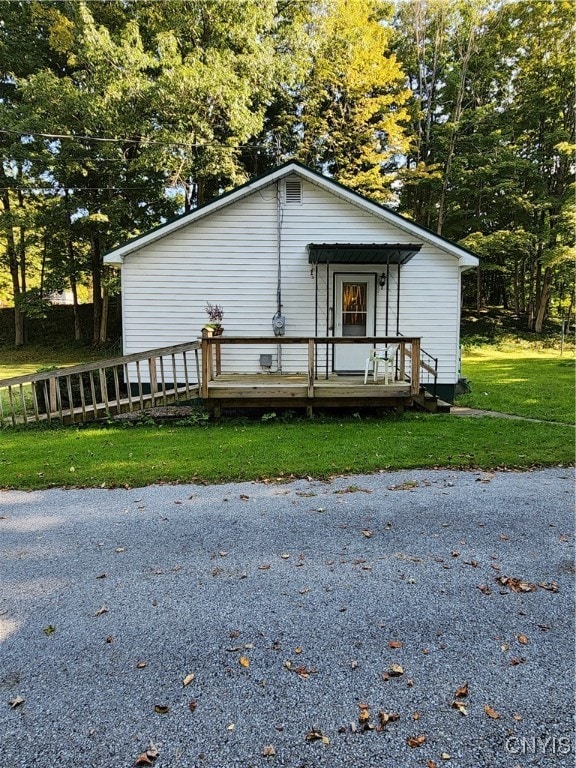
[91,234,102,346]
[70,274,81,341]
[1,189,25,346]
[99,281,109,345]
[534,266,552,333]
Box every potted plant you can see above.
[204,302,224,335]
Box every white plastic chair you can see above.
[364,345,399,384]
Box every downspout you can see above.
[275,181,283,372]
[396,263,401,336]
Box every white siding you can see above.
[120,175,462,384]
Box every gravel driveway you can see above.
[1,468,574,768]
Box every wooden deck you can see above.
[0,335,442,425]
[207,373,411,414]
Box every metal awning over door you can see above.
[308,243,421,265]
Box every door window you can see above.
[342,282,367,336]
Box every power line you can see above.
[0,128,271,150]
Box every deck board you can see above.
[206,373,411,406]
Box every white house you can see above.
[104,161,478,402]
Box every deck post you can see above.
[399,343,406,381]
[148,358,158,403]
[307,338,315,399]
[201,330,210,399]
[410,338,421,396]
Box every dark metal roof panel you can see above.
[308,243,422,265]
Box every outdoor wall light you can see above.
[379,273,386,289]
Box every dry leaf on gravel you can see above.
[136,661,147,669]
[388,663,404,676]
[407,734,427,748]
[9,696,24,708]
[305,729,330,744]
[451,700,468,716]
[484,705,500,719]
[516,634,529,645]
[388,640,403,649]
[239,656,250,668]
[182,673,195,686]
[94,604,109,616]
[378,711,400,727]
[262,745,276,757]
[154,704,170,714]
[454,682,469,698]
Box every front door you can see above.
[334,274,376,372]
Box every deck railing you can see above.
[201,335,422,397]
[0,341,201,427]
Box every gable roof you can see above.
[103,160,478,268]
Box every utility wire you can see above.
[0,128,271,150]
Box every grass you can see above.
[0,335,574,490]
[458,343,575,423]
[0,342,105,380]
[0,414,573,490]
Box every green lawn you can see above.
[0,414,573,490]
[0,339,574,490]
[458,344,575,423]
[0,343,103,380]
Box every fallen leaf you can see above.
[388,481,419,491]
[388,663,404,676]
[477,584,492,595]
[407,734,426,748]
[294,646,302,654]
[154,704,170,714]
[350,660,358,669]
[115,547,125,553]
[516,634,529,645]
[358,706,371,725]
[239,656,250,668]
[96,573,107,579]
[42,625,55,636]
[484,705,500,719]
[258,564,271,570]
[428,761,438,768]
[454,682,469,698]
[362,530,373,538]
[9,696,24,709]
[230,630,241,638]
[539,581,559,592]
[378,711,400,726]
[94,604,109,617]
[182,673,195,686]
[227,723,235,731]
[412,711,420,721]
[262,745,276,757]
[188,700,197,712]
[106,635,113,643]
[513,713,523,721]
[441,753,451,760]
[134,754,153,766]
[239,494,250,500]
[451,700,468,716]
[305,729,329,744]
[136,661,147,669]
[510,657,526,666]
[495,576,537,593]
[388,640,403,649]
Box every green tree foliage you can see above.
[0,0,573,346]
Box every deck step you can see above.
[413,390,452,414]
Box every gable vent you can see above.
[285,179,302,204]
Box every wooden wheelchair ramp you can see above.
[0,341,201,426]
